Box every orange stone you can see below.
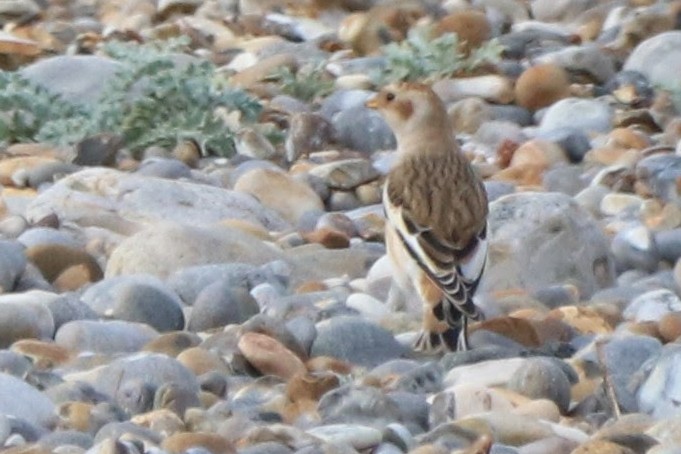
[238,332,306,380]
[515,64,570,111]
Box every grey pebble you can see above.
[0,372,56,429]
[239,442,293,454]
[45,293,98,331]
[135,157,193,179]
[55,320,159,354]
[40,430,94,450]
[0,240,27,294]
[318,385,404,428]
[508,357,572,413]
[332,105,396,153]
[187,281,259,332]
[64,353,199,403]
[0,292,55,347]
[611,226,659,273]
[81,275,184,332]
[639,344,681,418]
[19,55,123,105]
[311,316,406,368]
[539,98,613,135]
[168,263,269,305]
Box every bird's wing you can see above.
[383,184,486,324]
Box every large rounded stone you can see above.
[638,344,681,418]
[482,192,615,297]
[538,98,614,135]
[0,240,27,294]
[64,353,199,401]
[19,55,123,105]
[55,320,159,354]
[187,282,260,332]
[0,292,55,347]
[624,31,681,110]
[311,316,406,368]
[234,168,324,225]
[0,372,56,428]
[106,223,284,279]
[81,275,184,332]
[26,168,290,233]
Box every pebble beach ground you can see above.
[1,0,681,453]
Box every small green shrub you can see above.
[0,37,262,157]
[376,26,504,83]
[269,62,334,102]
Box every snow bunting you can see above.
[366,83,489,351]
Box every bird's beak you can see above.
[365,95,380,109]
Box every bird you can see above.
[365,82,489,352]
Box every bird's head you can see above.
[365,83,448,139]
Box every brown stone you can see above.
[177,347,230,375]
[53,263,100,292]
[172,140,201,168]
[58,401,94,432]
[547,306,614,334]
[26,244,103,284]
[238,332,306,380]
[0,31,40,56]
[231,54,297,89]
[143,331,202,357]
[294,281,328,294]
[219,219,272,241]
[286,371,339,403]
[234,168,324,225]
[0,156,60,186]
[131,409,185,436]
[659,311,681,342]
[162,432,235,454]
[434,10,491,53]
[305,356,353,375]
[302,227,350,249]
[0,445,49,454]
[472,317,542,347]
[10,339,71,369]
[515,64,570,111]
[571,439,636,454]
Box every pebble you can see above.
[105,223,284,279]
[307,424,382,450]
[55,320,159,354]
[80,275,184,332]
[514,64,570,111]
[187,281,259,332]
[539,98,614,135]
[638,344,681,418]
[234,168,324,225]
[311,316,406,368]
[0,293,54,347]
[237,332,306,380]
[624,289,681,323]
[482,192,615,297]
[0,372,55,429]
[0,240,27,294]
[507,358,572,414]
[19,55,123,105]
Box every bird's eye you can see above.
[385,92,395,101]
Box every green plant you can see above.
[376,26,504,83]
[0,37,263,157]
[269,62,334,102]
[0,72,85,144]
